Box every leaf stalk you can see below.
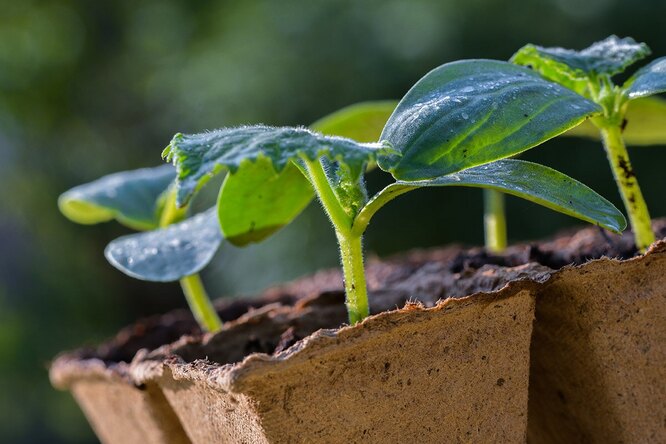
[161,189,223,332]
[484,189,507,252]
[180,274,223,332]
[598,123,655,251]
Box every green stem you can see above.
[337,232,369,324]
[180,274,222,332]
[352,183,415,237]
[302,156,368,324]
[483,189,507,252]
[599,124,655,251]
[160,188,222,332]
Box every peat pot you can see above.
[51,223,666,443]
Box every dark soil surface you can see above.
[73,220,666,367]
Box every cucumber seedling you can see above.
[62,103,395,331]
[512,35,666,251]
[58,165,224,332]
[163,60,625,324]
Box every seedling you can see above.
[58,166,224,332]
[59,103,393,333]
[512,35,666,251]
[162,59,625,324]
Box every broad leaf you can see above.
[510,45,589,95]
[311,101,397,142]
[512,36,650,82]
[218,158,313,246]
[215,103,396,246]
[104,209,222,282]
[164,126,388,206]
[378,59,601,180]
[58,165,176,231]
[564,96,666,146]
[359,160,626,234]
[625,57,666,99]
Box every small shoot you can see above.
[164,60,625,325]
[512,36,666,251]
[58,165,223,332]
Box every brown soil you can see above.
[52,220,666,444]
[58,219,666,373]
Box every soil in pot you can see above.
[53,220,666,444]
[49,293,297,444]
[134,221,665,444]
[438,221,666,444]
[132,257,550,444]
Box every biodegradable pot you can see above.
[49,295,297,444]
[49,312,196,444]
[52,223,666,444]
[132,262,550,444]
[527,241,666,443]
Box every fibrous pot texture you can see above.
[133,261,548,444]
[52,222,666,444]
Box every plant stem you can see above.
[301,156,369,324]
[180,274,223,332]
[300,156,353,230]
[336,231,370,324]
[600,124,654,251]
[483,189,507,252]
[160,188,222,332]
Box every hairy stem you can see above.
[483,189,507,252]
[600,125,654,251]
[180,274,223,332]
[161,188,222,332]
[337,232,370,324]
[302,156,369,324]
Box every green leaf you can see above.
[378,59,601,180]
[164,125,388,207]
[512,36,650,82]
[564,96,666,146]
[362,160,626,234]
[58,165,176,231]
[311,101,397,142]
[625,57,666,99]
[218,158,313,246]
[215,103,397,247]
[104,209,222,282]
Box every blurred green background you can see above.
[1,0,665,442]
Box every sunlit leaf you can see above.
[218,158,313,246]
[362,160,626,233]
[164,126,389,206]
[564,96,666,146]
[104,209,222,282]
[58,165,176,231]
[215,103,397,246]
[625,57,666,99]
[512,36,650,82]
[378,59,600,180]
[311,101,397,142]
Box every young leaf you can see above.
[355,160,626,235]
[164,126,389,206]
[215,101,396,246]
[218,158,313,246]
[512,36,650,82]
[58,165,176,231]
[564,96,666,146]
[104,208,222,282]
[311,101,398,142]
[624,57,666,99]
[378,60,601,180]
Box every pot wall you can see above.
[528,243,666,443]
[141,284,537,444]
